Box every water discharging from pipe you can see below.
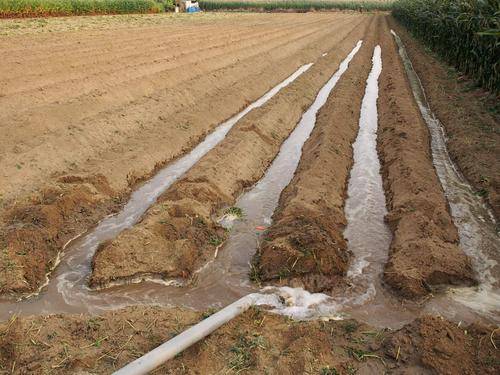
[390,30,500,322]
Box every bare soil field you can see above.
[0,11,498,375]
[0,11,365,295]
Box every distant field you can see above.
[199,0,394,11]
[0,0,393,18]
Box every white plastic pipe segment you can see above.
[113,294,256,375]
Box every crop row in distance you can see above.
[198,0,395,12]
[0,0,175,17]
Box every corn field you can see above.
[198,1,394,11]
[0,0,162,17]
[393,0,500,93]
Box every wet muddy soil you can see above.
[1,306,498,374]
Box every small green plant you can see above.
[475,188,488,197]
[320,366,340,375]
[224,206,244,218]
[278,267,290,279]
[228,333,267,371]
[249,261,262,285]
[208,235,223,246]
[343,321,358,334]
[201,307,218,319]
[346,363,357,375]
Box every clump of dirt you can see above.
[389,18,500,220]
[90,182,229,287]
[255,18,380,293]
[0,175,121,295]
[377,19,476,298]
[384,316,500,375]
[89,21,372,289]
[1,306,498,374]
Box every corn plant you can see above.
[393,0,499,93]
[0,0,163,17]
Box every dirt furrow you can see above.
[387,18,500,220]
[254,17,382,293]
[377,18,476,298]
[0,17,343,121]
[0,17,336,98]
[0,13,296,61]
[0,15,333,73]
[89,18,371,288]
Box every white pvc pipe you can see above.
[113,294,256,375]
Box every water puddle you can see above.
[390,30,500,322]
[0,62,313,319]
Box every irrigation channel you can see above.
[0,35,498,330]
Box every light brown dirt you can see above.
[388,18,500,220]
[377,18,476,298]
[0,307,498,374]
[254,16,382,293]
[89,15,372,288]
[0,12,366,295]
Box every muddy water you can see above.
[390,31,500,322]
[0,63,312,319]
[337,46,417,327]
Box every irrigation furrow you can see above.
[377,20,476,299]
[254,15,380,293]
[389,30,500,321]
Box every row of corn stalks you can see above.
[198,1,395,12]
[393,0,499,93]
[0,0,165,17]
